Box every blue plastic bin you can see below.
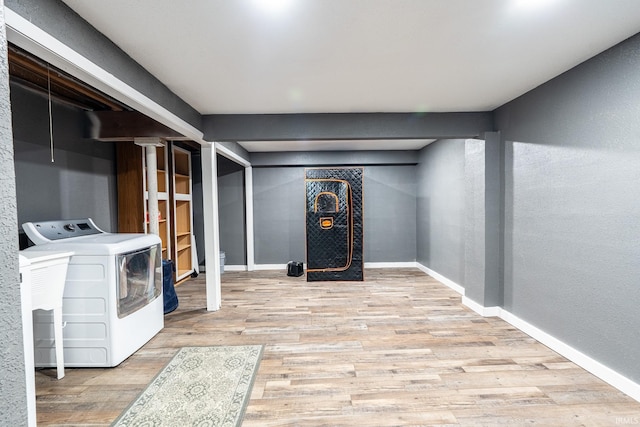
[162,259,178,314]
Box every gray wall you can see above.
[252,152,417,265]
[217,156,246,265]
[12,83,118,237]
[495,33,640,382]
[464,133,503,307]
[364,165,416,262]
[416,139,466,285]
[193,150,248,268]
[253,166,305,264]
[0,1,28,423]
[464,139,488,301]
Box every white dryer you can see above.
[22,218,164,367]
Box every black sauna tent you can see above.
[305,168,363,282]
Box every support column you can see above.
[245,166,255,271]
[0,2,30,424]
[464,132,502,313]
[202,143,221,311]
[134,137,164,236]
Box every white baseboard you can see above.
[364,261,418,269]
[461,296,501,317]
[416,263,465,295]
[223,265,247,272]
[253,264,288,271]
[499,309,640,403]
[419,265,640,403]
[253,262,420,271]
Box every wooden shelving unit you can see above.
[117,142,196,284]
[117,142,170,247]
[116,142,145,235]
[171,146,194,282]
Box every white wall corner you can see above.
[244,166,255,272]
[364,262,418,269]
[201,144,221,311]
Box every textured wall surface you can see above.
[364,165,416,262]
[253,166,306,264]
[463,139,486,302]
[217,156,246,265]
[496,33,640,382]
[0,1,28,423]
[252,160,417,265]
[12,84,117,235]
[416,139,466,284]
[464,133,502,307]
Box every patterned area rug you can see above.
[112,345,263,427]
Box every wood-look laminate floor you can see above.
[35,269,640,426]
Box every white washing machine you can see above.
[22,218,164,367]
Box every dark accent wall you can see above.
[495,33,640,382]
[6,0,202,130]
[252,152,417,265]
[416,139,466,284]
[12,83,118,236]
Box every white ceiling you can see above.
[61,0,640,151]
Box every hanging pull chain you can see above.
[47,64,55,163]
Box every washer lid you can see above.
[24,233,162,256]
[23,218,105,245]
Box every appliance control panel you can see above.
[22,218,105,244]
